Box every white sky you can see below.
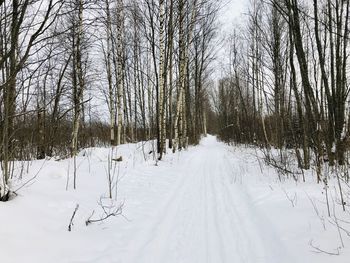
[219,0,247,33]
[213,0,247,81]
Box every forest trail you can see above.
[125,135,291,263]
[1,135,347,263]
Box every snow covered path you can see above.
[2,135,350,263]
[125,136,290,263]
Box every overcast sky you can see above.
[219,0,247,32]
[214,0,247,81]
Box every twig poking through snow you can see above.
[309,239,340,256]
[305,192,326,230]
[68,204,79,232]
[282,187,297,207]
[13,159,47,193]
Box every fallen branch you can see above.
[85,201,124,226]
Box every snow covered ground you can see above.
[1,135,350,262]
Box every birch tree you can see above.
[158,0,166,159]
[0,0,57,201]
[116,0,124,146]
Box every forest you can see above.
[1,0,350,262]
[0,0,218,201]
[217,0,350,174]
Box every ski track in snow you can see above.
[125,136,291,263]
[3,135,349,262]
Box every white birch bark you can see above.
[105,0,115,145]
[173,0,185,152]
[116,0,124,146]
[158,0,166,159]
[173,0,198,151]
